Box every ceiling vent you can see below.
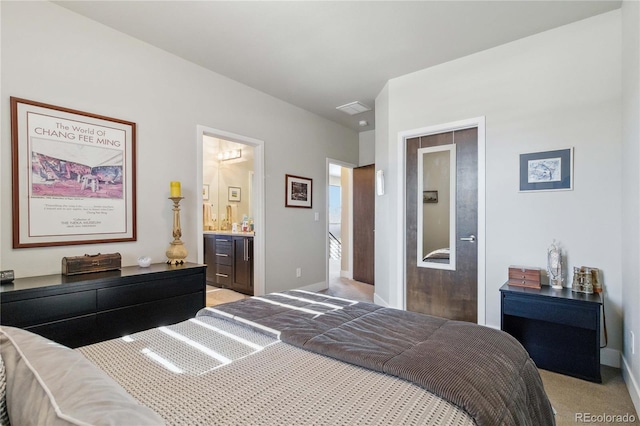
[336,101,371,116]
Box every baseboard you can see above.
[340,270,352,279]
[295,281,327,292]
[622,355,640,416]
[601,347,621,368]
[373,292,389,307]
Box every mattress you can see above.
[78,314,475,425]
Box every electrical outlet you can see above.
[296,267,301,278]
[631,331,635,355]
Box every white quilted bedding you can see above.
[78,315,475,426]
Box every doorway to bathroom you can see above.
[197,125,265,297]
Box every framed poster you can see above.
[519,148,573,192]
[11,97,137,248]
[285,174,312,208]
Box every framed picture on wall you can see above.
[10,97,137,248]
[228,186,241,202]
[519,148,573,192]
[285,174,312,208]
[423,190,438,203]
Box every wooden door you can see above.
[353,164,375,284]
[406,128,478,322]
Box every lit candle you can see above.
[170,181,181,197]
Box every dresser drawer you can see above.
[97,273,203,310]
[1,290,96,327]
[97,292,203,340]
[27,315,98,348]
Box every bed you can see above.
[0,290,555,426]
[423,247,450,263]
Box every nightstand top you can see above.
[500,282,602,305]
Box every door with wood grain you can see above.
[405,128,478,322]
[353,164,375,284]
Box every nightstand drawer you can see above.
[502,294,598,330]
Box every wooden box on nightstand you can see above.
[508,265,541,289]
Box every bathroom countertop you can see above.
[203,230,255,236]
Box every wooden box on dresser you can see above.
[204,232,254,295]
[0,263,206,348]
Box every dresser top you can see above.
[500,282,602,305]
[0,262,205,294]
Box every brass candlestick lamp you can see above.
[166,182,188,265]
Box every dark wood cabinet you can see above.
[0,263,205,348]
[233,236,253,295]
[203,233,253,295]
[203,234,217,285]
[500,283,603,382]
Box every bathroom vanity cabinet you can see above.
[204,233,254,295]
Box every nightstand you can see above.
[500,283,603,382]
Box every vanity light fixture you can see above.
[217,149,242,161]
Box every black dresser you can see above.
[0,263,206,348]
[500,283,603,382]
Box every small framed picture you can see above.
[520,148,573,192]
[423,190,438,203]
[285,174,312,208]
[228,186,241,202]
[202,184,210,201]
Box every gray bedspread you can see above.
[198,290,555,426]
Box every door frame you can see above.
[397,117,486,324]
[326,158,356,288]
[196,125,266,296]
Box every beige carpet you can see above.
[206,286,248,306]
[540,365,639,425]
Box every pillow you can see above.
[0,354,8,426]
[0,326,164,426]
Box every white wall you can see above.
[359,130,375,166]
[0,2,358,293]
[374,83,392,307]
[375,11,623,361]
[621,0,640,413]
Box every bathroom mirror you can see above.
[203,136,254,231]
[417,144,456,270]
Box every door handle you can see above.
[460,235,476,243]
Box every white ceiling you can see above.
[56,1,621,132]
